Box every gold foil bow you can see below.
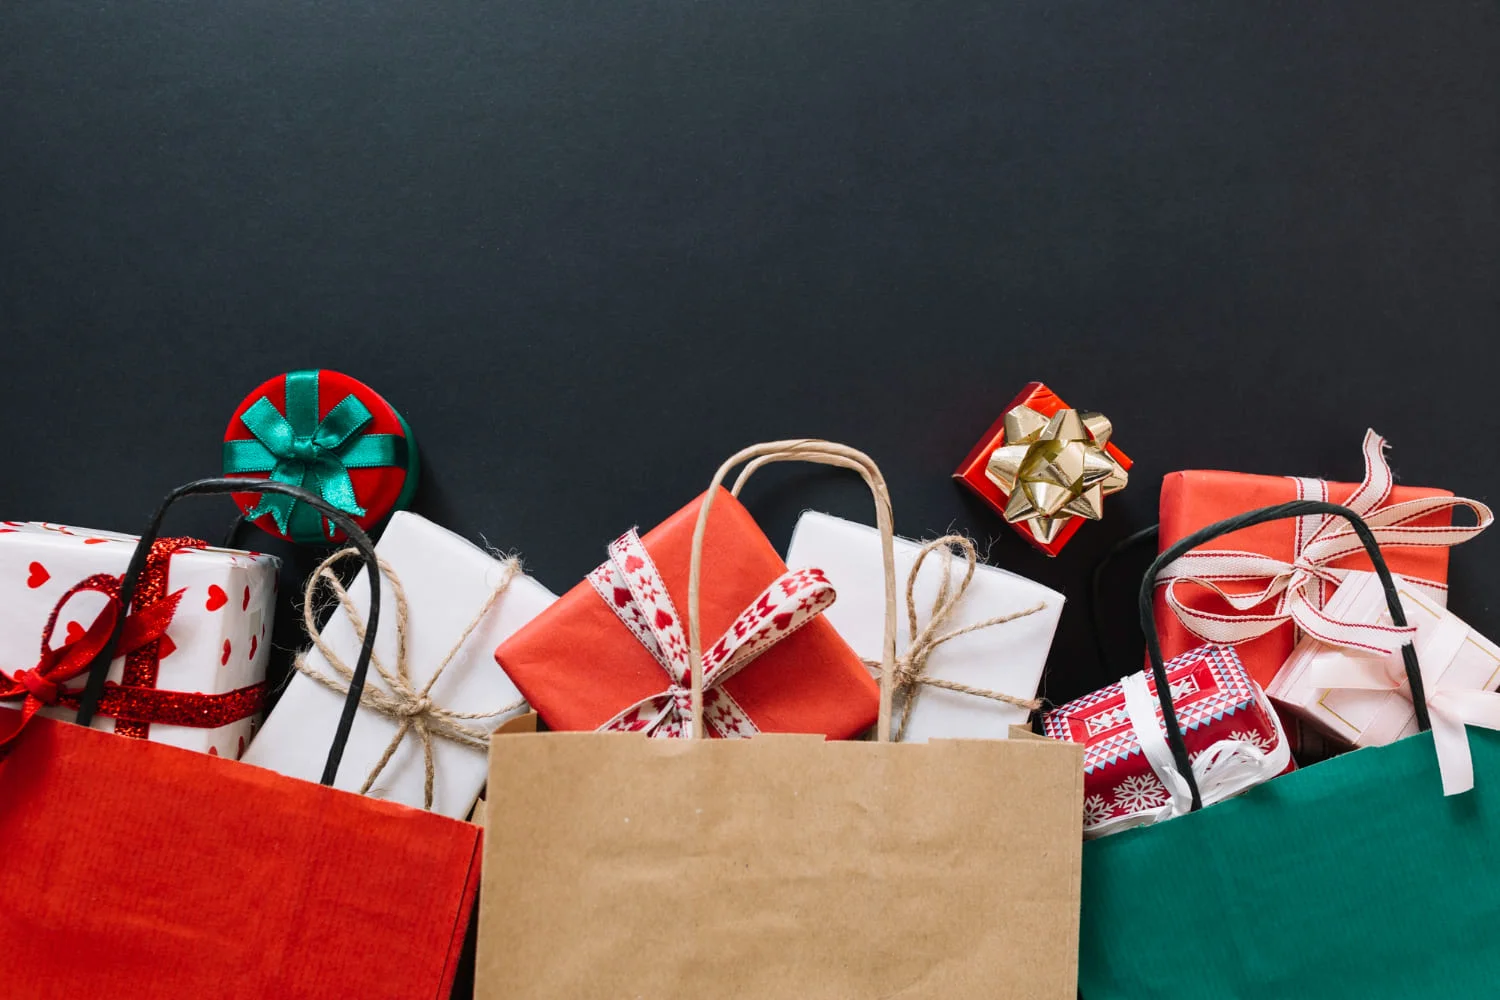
[985,405,1128,546]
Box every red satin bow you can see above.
[1,573,185,749]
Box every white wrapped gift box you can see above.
[0,521,278,757]
[785,511,1064,742]
[1270,570,1500,748]
[243,511,555,817]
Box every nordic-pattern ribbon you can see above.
[222,369,406,542]
[1158,430,1493,657]
[587,529,836,738]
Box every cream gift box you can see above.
[0,521,278,757]
[242,511,555,817]
[784,510,1064,742]
[1269,570,1500,747]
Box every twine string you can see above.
[295,548,525,809]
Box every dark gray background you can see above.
[2,0,1496,714]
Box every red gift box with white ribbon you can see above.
[1153,430,1490,694]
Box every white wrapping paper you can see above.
[1269,570,1500,747]
[785,511,1064,742]
[243,511,554,817]
[0,521,278,756]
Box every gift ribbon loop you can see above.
[588,528,837,739]
[1141,500,1427,811]
[224,369,406,541]
[1095,667,1291,836]
[296,547,527,810]
[1309,655,1500,796]
[1159,430,1492,656]
[0,539,217,749]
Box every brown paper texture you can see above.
[478,732,1084,999]
[495,712,539,736]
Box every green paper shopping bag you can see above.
[1079,500,1500,999]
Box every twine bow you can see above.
[872,535,1047,741]
[1159,430,1493,657]
[295,547,526,809]
[223,369,407,542]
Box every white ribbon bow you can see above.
[1159,429,1492,657]
[1310,655,1500,796]
[587,529,836,739]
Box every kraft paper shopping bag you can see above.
[479,440,1085,1000]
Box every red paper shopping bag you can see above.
[0,479,481,1000]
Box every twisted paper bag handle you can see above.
[687,441,898,740]
[295,547,526,810]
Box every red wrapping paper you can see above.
[1155,470,1454,691]
[223,369,417,543]
[496,488,879,738]
[1043,644,1290,836]
[953,382,1131,557]
[0,713,480,997]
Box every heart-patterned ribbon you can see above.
[587,529,836,738]
[0,538,266,749]
[1159,430,1493,657]
[223,369,407,542]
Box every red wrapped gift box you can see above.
[1042,644,1291,837]
[1153,430,1490,693]
[496,488,879,738]
[223,369,419,544]
[953,382,1131,557]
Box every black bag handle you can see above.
[1139,500,1427,812]
[74,478,379,786]
[1088,523,1160,678]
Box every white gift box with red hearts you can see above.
[0,521,279,757]
[242,511,555,818]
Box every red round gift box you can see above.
[222,369,418,543]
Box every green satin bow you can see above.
[222,370,406,542]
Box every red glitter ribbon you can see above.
[0,538,266,749]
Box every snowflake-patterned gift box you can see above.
[495,488,879,738]
[0,521,278,758]
[1042,645,1292,838]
